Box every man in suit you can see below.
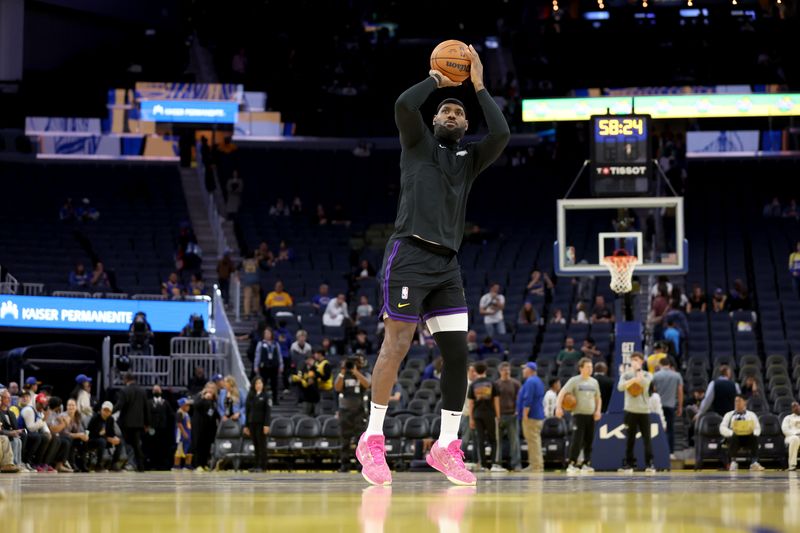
[114,373,151,472]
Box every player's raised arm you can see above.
[467,45,510,173]
[394,71,460,149]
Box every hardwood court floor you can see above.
[1,470,798,532]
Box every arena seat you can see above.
[540,417,569,468]
[694,413,724,469]
[757,414,786,467]
[213,420,246,470]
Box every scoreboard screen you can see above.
[590,114,652,196]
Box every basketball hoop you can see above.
[601,250,638,294]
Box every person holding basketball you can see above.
[556,358,602,474]
[355,43,510,487]
[618,352,656,473]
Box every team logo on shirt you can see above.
[401,286,409,300]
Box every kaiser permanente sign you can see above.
[0,295,210,333]
[139,100,239,124]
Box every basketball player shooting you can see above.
[355,44,510,486]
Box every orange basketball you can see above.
[627,382,644,397]
[430,40,471,82]
[562,393,577,412]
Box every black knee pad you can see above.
[433,331,469,412]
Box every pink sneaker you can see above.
[355,434,392,486]
[426,440,477,486]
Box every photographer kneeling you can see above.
[129,312,154,355]
[335,356,371,473]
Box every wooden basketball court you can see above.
[2,471,797,532]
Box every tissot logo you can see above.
[599,423,660,440]
[0,300,19,320]
[598,166,648,176]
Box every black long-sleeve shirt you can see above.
[391,76,510,252]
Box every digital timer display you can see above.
[590,114,652,196]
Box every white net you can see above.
[601,253,638,294]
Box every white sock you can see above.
[438,409,462,447]
[365,402,388,436]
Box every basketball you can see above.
[562,392,577,411]
[430,40,471,82]
[627,382,644,397]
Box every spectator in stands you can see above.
[719,395,764,471]
[663,319,682,359]
[543,377,561,418]
[291,330,313,362]
[478,336,504,359]
[556,337,581,367]
[90,261,110,289]
[581,337,603,362]
[313,349,334,392]
[557,358,602,473]
[63,398,89,472]
[275,240,294,264]
[7,382,19,406]
[495,362,522,472]
[244,377,270,472]
[670,287,689,312]
[517,301,537,325]
[389,381,408,409]
[180,314,208,338]
[790,241,800,299]
[320,337,339,358]
[592,362,614,413]
[20,393,54,472]
[0,388,26,472]
[59,198,75,221]
[76,198,100,221]
[312,283,332,312]
[128,312,154,355]
[254,327,282,405]
[225,170,243,220]
[422,357,443,381]
[695,365,740,421]
[314,204,329,226]
[468,362,501,472]
[351,330,373,355]
[68,263,90,289]
[550,308,566,325]
[355,295,374,323]
[335,356,371,472]
[591,295,614,324]
[290,196,303,218]
[269,198,290,217]
[256,242,275,273]
[323,293,350,328]
[480,283,506,336]
[0,434,19,472]
[740,376,760,400]
[648,285,670,331]
[688,284,707,313]
[728,279,751,311]
[114,372,151,472]
[466,330,479,354]
[763,197,782,218]
[45,397,74,472]
[192,383,220,472]
[783,198,799,219]
[7,393,42,471]
[23,376,40,398]
[189,274,207,296]
[646,341,668,372]
[71,374,94,422]
[163,272,182,299]
[572,302,589,324]
[146,385,174,471]
[711,288,728,313]
[189,367,207,395]
[173,398,193,471]
[87,401,121,472]
[526,270,553,299]
[292,355,321,416]
[265,281,293,310]
[782,401,800,471]
[241,255,260,318]
[216,251,235,303]
[355,259,375,280]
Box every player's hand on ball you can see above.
[466,44,484,91]
[429,69,461,88]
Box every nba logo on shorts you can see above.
[401,286,409,300]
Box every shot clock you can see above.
[590,114,652,196]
